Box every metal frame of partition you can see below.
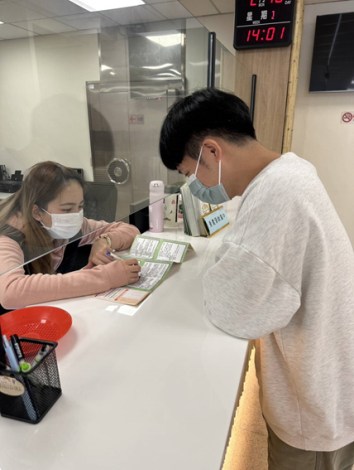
[208,32,216,88]
[250,74,257,123]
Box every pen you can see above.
[10,335,32,372]
[31,345,50,368]
[107,252,142,277]
[2,335,37,421]
[106,251,122,261]
[0,324,6,366]
[2,335,19,372]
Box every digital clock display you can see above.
[234,0,296,50]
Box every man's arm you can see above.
[203,242,301,339]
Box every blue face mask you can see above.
[187,147,230,204]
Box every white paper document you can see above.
[156,242,187,263]
[127,262,170,291]
[129,238,159,259]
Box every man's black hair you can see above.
[159,88,256,171]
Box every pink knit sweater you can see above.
[0,218,139,309]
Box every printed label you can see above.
[0,376,25,396]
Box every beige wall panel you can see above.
[235,47,292,152]
[234,60,253,109]
[305,0,343,4]
[282,0,305,152]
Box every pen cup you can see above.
[0,337,62,424]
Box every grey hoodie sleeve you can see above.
[203,242,301,340]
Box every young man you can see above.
[159,88,354,470]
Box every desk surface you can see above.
[0,199,249,470]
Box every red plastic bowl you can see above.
[0,306,72,342]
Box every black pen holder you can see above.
[0,338,62,424]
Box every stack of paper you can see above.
[180,184,208,237]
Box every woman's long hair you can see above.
[0,162,85,274]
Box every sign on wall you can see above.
[341,112,354,124]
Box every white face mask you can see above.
[40,209,83,240]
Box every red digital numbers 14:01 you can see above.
[246,26,286,42]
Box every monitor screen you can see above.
[310,12,354,92]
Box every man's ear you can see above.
[203,139,222,164]
[32,205,42,223]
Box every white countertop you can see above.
[0,192,12,200]
[0,199,249,470]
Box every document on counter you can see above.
[95,288,149,307]
[95,260,172,306]
[127,260,172,292]
[96,236,193,307]
[128,235,193,264]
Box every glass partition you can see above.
[0,4,252,280]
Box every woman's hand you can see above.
[121,259,141,284]
[84,256,141,285]
[89,238,114,266]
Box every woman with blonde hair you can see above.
[0,161,140,313]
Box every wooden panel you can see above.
[305,0,342,4]
[234,58,253,108]
[283,0,305,153]
[235,46,292,152]
[220,48,236,94]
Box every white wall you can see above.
[0,31,100,180]
[292,0,354,245]
[197,13,235,56]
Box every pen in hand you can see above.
[107,252,142,278]
[106,251,122,261]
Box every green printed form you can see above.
[128,235,191,264]
[127,259,172,293]
[96,236,193,305]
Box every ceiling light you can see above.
[101,65,113,71]
[0,21,4,25]
[69,0,144,12]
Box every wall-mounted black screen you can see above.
[310,12,354,93]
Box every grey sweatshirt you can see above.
[203,153,354,452]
